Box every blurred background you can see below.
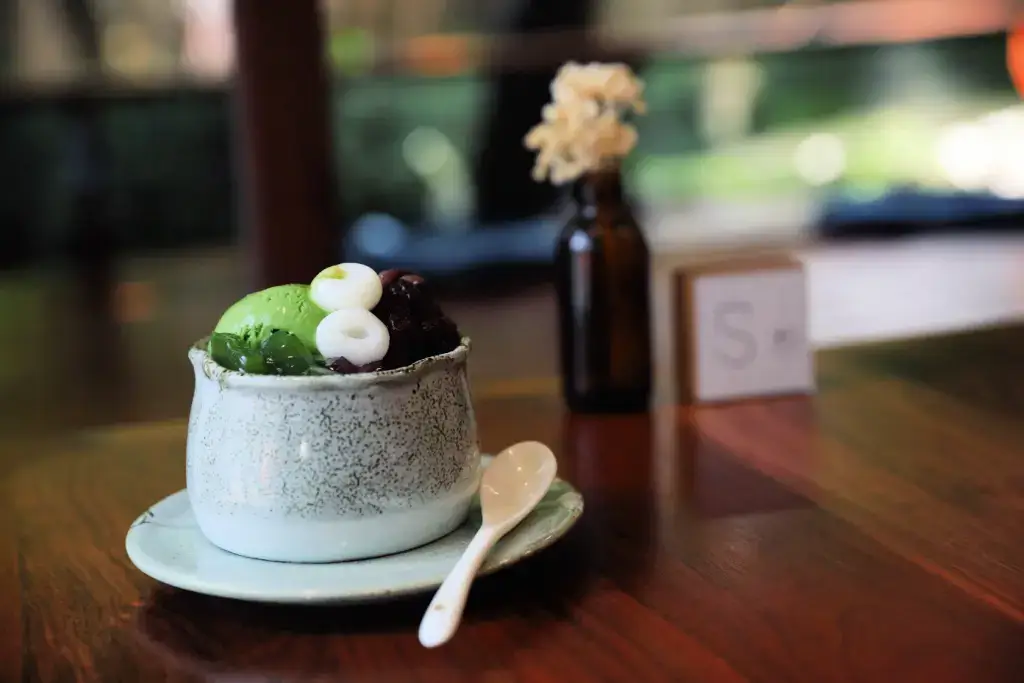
[2,0,1024,436]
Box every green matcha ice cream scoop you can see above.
[214,284,327,352]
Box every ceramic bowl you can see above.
[185,338,480,563]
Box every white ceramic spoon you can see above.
[418,441,557,648]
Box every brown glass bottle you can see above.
[554,167,652,413]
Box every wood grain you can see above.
[0,326,1022,681]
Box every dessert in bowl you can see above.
[186,265,480,563]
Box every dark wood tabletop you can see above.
[2,324,1023,682]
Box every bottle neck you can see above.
[571,167,627,217]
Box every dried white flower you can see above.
[525,62,646,184]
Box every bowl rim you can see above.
[190,336,471,391]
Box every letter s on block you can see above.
[714,301,756,368]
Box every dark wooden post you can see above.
[233,0,337,289]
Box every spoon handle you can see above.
[418,527,498,648]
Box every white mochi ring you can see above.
[310,263,383,312]
[315,308,390,366]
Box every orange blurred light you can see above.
[1008,25,1024,99]
[404,34,474,76]
[114,281,156,323]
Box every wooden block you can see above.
[674,253,814,404]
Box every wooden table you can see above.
[2,325,1023,682]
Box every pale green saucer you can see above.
[126,455,583,604]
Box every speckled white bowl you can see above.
[185,338,480,563]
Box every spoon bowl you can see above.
[479,441,559,529]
